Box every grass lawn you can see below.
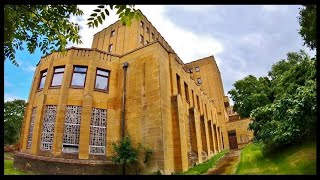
[180,150,228,175]
[4,160,30,175]
[235,140,316,175]
[4,152,30,175]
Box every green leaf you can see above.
[88,17,94,21]
[91,13,97,17]
[93,9,101,12]
[94,19,98,27]
[105,9,109,16]
[98,5,104,8]
[101,12,105,20]
[97,16,102,24]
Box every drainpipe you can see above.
[121,62,129,175]
[122,62,129,138]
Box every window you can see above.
[205,104,208,117]
[196,95,200,110]
[195,66,200,72]
[191,90,195,106]
[140,21,144,27]
[189,68,193,73]
[176,74,181,94]
[152,33,155,39]
[95,68,110,91]
[156,37,159,41]
[90,108,107,155]
[41,105,57,150]
[111,30,115,37]
[184,82,189,102]
[140,35,144,44]
[146,40,149,44]
[108,44,113,52]
[62,106,82,153]
[51,67,65,87]
[38,69,47,90]
[71,66,87,87]
[27,108,37,149]
[147,27,150,33]
[197,78,202,84]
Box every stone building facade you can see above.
[226,106,254,150]
[15,11,236,174]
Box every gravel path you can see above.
[205,150,241,175]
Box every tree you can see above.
[298,5,316,50]
[228,75,273,118]
[4,5,141,66]
[4,99,27,145]
[111,135,153,175]
[249,51,316,153]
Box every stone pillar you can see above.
[30,94,46,155]
[176,94,189,172]
[78,94,93,159]
[194,109,202,163]
[52,63,74,156]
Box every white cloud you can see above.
[67,5,119,48]
[173,5,215,12]
[4,94,26,102]
[68,5,224,65]
[22,65,36,72]
[241,33,265,47]
[261,5,289,12]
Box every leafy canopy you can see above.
[298,5,317,50]
[250,51,316,153]
[228,75,273,118]
[4,5,141,66]
[4,99,27,145]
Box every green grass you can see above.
[235,140,316,175]
[4,160,30,175]
[180,150,228,175]
[4,152,14,159]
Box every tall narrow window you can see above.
[184,82,189,103]
[62,106,82,153]
[147,27,150,33]
[38,69,47,90]
[196,95,200,110]
[195,66,200,72]
[108,44,113,52]
[197,78,202,84]
[152,33,155,40]
[205,104,208,117]
[95,68,110,91]
[140,35,144,44]
[90,108,107,155]
[191,90,195,106]
[140,21,144,28]
[71,66,87,87]
[41,105,57,150]
[146,40,149,44]
[176,74,181,94]
[27,108,37,149]
[51,66,65,87]
[110,30,115,37]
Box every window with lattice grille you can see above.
[89,108,107,155]
[41,105,57,150]
[62,106,82,153]
[27,108,37,149]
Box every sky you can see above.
[4,5,316,104]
